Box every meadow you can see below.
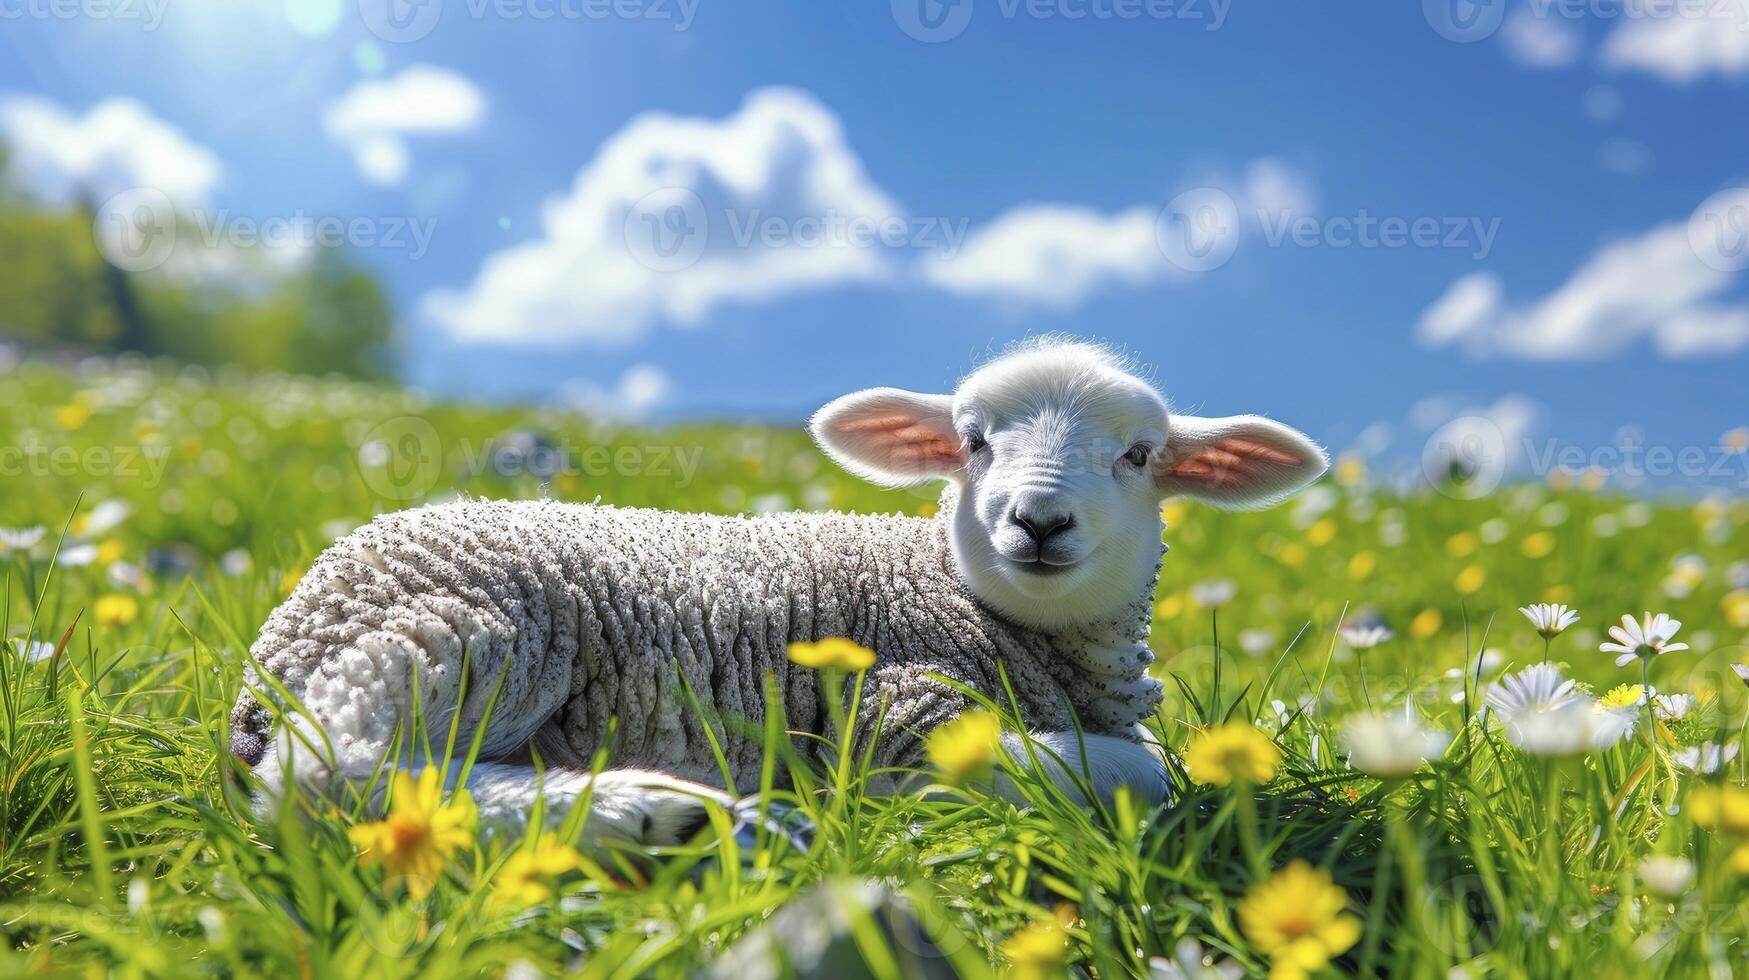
[4,351,1749,978]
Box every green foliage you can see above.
[2,359,1748,977]
[0,161,395,379]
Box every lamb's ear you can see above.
[810,388,965,487]
[1155,414,1328,509]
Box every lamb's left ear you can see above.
[1156,414,1328,509]
[810,388,965,487]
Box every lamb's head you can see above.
[811,339,1328,629]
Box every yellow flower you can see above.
[1724,427,1749,454]
[1520,532,1555,559]
[349,768,478,899]
[1156,593,1186,620]
[279,567,304,596]
[1409,608,1442,640]
[1346,551,1376,581]
[1733,844,1749,876]
[1445,532,1476,559]
[916,502,938,518]
[1597,684,1643,711]
[1334,454,1366,487]
[1185,722,1280,787]
[1543,584,1573,605]
[1723,590,1749,629]
[1306,519,1336,546]
[56,401,93,430]
[786,637,876,671]
[1547,469,1573,491]
[1689,785,1749,835]
[1578,468,1606,492]
[93,594,139,627]
[1161,500,1188,528]
[926,710,1002,779]
[1238,861,1363,980]
[96,539,126,565]
[1000,920,1067,980]
[1278,543,1307,567]
[491,833,584,908]
[1453,565,1485,596]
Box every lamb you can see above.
[230,338,1326,845]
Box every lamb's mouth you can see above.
[1007,555,1080,577]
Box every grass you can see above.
[3,353,1749,977]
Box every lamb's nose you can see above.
[1009,506,1075,544]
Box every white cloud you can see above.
[425,87,902,346]
[0,95,220,206]
[560,363,672,420]
[921,204,1163,307]
[1501,11,1582,68]
[325,65,486,186]
[1601,2,1749,82]
[1417,191,1749,359]
[922,156,1314,307]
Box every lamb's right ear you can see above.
[810,388,965,487]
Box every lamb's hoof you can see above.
[730,797,814,854]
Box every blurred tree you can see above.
[0,144,397,380]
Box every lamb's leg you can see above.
[242,638,736,848]
[994,728,1171,807]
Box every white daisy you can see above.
[1731,663,1749,689]
[1518,603,1579,639]
[1341,710,1452,778]
[81,500,132,536]
[1674,742,1740,775]
[1653,694,1694,722]
[10,638,56,664]
[1340,622,1394,650]
[1599,613,1689,668]
[1638,856,1695,898]
[1190,579,1237,608]
[0,526,46,552]
[1484,664,1597,756]
[58,543,98,567]
[1238,628,1276,657]
[1148,938,1243,980]
[1590,684,1644,749]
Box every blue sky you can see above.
[3,0,1749,488]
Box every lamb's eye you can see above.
[964,431,988,454]
[1123,444,1151,468]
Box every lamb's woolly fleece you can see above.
[230,488,1164,789]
